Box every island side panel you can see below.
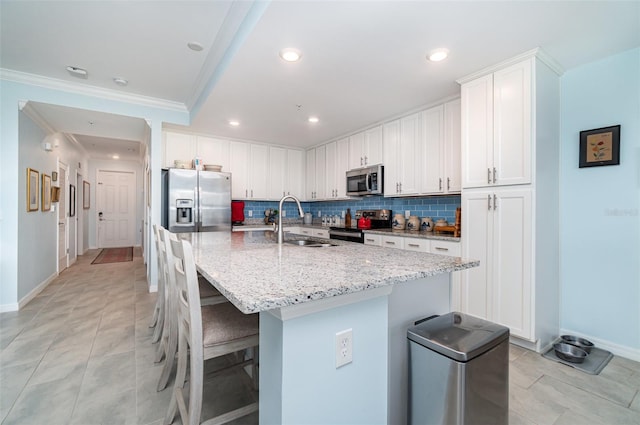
[387,273,451,425]
[260,295,389,425]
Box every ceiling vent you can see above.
[66,66,88,79]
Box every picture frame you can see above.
[51,186,60,203]
[83,181,90,209]
[42,174,51,211]
[579,125,620,168]
[69,184,76,217]
[27,168,39,212]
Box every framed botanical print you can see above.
[27,168,39,212]
[579,125,621,168]
[83,181,90,209]
[42,174,51,211]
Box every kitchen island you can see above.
[185,230,478,424]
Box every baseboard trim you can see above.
[559,328,640,362]
[17,272,58,310]
[0,302,20,312]
[149,285,158,293]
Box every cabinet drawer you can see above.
[312,229,330,239]
[429,240,460,257]
[364,234,382,246]
[403,238,429,252]
[381,235,404,250]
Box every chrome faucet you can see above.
[276,195,305,244]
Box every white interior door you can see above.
[97,170,136,248]
[58,164,68,272]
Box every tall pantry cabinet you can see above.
[457,50,562,351]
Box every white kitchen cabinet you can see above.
[197,136,230,172]
[249,144,269,199]
[229,141,249,199]
[384,115,421,196]
[363,233,382,246]
[290,227,329,239]
[460,188,532,340]
[349,125,383,169]
[314,145,327,200]
[305,149,316,200]
[325,138,350,199]
[421,100,462,195]
[461,59,532,188]
[164,132,196,168]
[229,141,269,200]
[381,235,404,250]
[403,238,429,252]
[269,146,287,200]
[286,149,305,199]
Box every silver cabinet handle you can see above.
[408,243,420,248]
[488,168,492,184]
[246,189,248,197]
[399,182,402,192]
[360,157,364,166]
[364,155,368,165]
[365,238,375,242]
[447,177,450,191]
[385,241,395,245]
[435,247,449,252]
[251,189,253,198]
[493,167,497,184]
[493,194,497,210]
[488,194,492,210]
[439,178,442,191]
[396,182,399,193]
[283,191,286,196]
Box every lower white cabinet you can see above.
[289,227,329,239]
[403,238,429,252]
[460,188,532,340]
[364,233,382,246]
[381,235,404,250]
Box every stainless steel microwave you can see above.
[346,164,384,196]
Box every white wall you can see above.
[560,47,640,359]
[87,159,144,248]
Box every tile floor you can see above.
[1,249,639,425]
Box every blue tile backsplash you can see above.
[240,195,461,224]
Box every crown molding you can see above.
[456,47,565,85]
[1,68,189,114]
[20,101,57,133]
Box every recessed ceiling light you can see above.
[427,48,449,62]
[308,116,319,123]
[66,66,88,79]
[112,154,120,159]
[187,41,204,52]
[113,77,128,86]
[279,48,302,62]
[229,120,240,127]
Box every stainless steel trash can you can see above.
[407,312,509,425]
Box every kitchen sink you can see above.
[285,239,337,248]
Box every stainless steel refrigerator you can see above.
[162,168,231,233]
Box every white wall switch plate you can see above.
[282,210,286,217]
[248,210,253,217]
[341,210,345,218]
[405,210,410,219]
[318,210,322,217]
[335,329,353,368]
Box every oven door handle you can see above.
[329,230,362,238]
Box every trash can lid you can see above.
[407,312,509,362]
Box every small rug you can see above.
[92,247,133,264]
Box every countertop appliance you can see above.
[163,168,231,233]
[346,164,383,196]
[329,209,391,243]
[232,201,245,225]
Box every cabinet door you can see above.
[335,138,350,198]
[164,132,196,168]
[381,235,404,250]
[305,149,316,200]
[421,106,444,194]
[325,142,337,198]
[269,146,287,200]
[492,188,532,339]
[493,60,532,186]
[461,74,494,188]
[365,125,383,166]
[286,149,305,198]
[249,144,269,199]
[229,141,249,199]
[315,145,327,199]
[349,132,365,169]
[460,190,493,320]
[383,120,400,196]
[403,238,429,252]
[197,136,230,171]
[397,114,421,195]
[444,99,461,193]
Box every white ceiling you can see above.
[2,1,639,158]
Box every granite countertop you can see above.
[363,228,461,242]
[232,223,327,232]
[182,231,477,314]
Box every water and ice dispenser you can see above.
[175,199,194,224]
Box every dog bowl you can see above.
[553,342,588,363]
[560,335,594,354]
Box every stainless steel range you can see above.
[329,209,392,243]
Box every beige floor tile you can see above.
[509,378,567,424]
[28,342,92,386]
[70,387,137,425]
[0,360,39,422]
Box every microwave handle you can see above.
[366,173,372,192]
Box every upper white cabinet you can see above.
[461,60,532,188]
[229,141,250,199]
[384,115,421,196]
[286,149,305,199]
[314,145,327,200]
[197,136,230,172]
[349,125,383,169]
[164,132,196,168]
[421,100,462,194]
[249,144,269,199]
[305,149,316,200]
[269,147,305,200]
[325,138,350,199]
[229,142,269,200]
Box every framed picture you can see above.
[83,181,90,209]
[27,168,39,212]
[579,125,620,168]
[69,184,76,217]
[42,174,51,211]
[51,186,60,203]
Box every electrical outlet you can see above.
[248,210,253,217]
[341,210,345,218]
[318,210,322,217]
[405,210,410,219]
[282,210,286,217]
[335,329,353,368]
